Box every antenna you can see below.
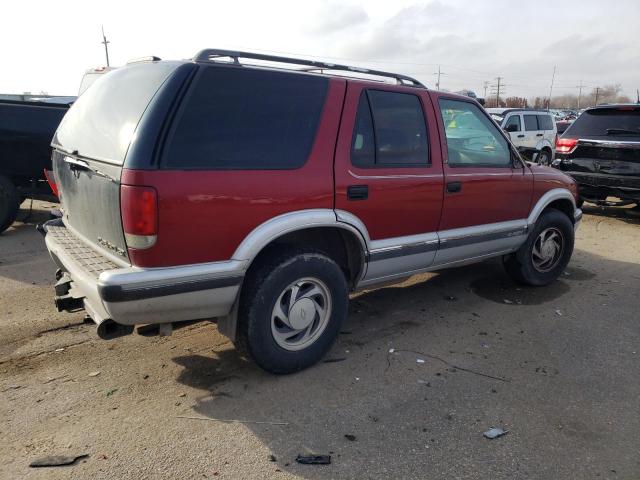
[101,25,111,67]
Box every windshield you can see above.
[565,107,640,138]
[53,62,179,164]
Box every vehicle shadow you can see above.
[581,203,640,225]
[171,251,639,478]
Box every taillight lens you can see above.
[556,137,578,154]
[121,185,158,249]
[43,169,58,197]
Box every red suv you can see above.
[43,49,581,373]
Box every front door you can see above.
[334,82,444,285]
[433,96,533,266]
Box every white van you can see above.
[486,108,557,165]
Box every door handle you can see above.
[517,134,525,138]
[347,185,368,201]
[536,133,543,137]
[446,181,462,193]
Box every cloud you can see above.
[308,3,369,34]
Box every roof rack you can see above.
[193,49,426,88]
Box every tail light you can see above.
[121,185,158,249]
[43,169,58,197]
[556,137,578,154]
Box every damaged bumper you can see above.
[42,219,245,328]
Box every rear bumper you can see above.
[560,171,640,202]
[43,219,245,326]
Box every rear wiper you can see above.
[606,128,640,135]
[64,156,118,183]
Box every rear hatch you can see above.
[558,106,640,176]
[51,62,180,263]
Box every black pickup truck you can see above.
[0,99,71,232]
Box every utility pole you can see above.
[495,76,502,107]
[547,65,556,109]
[594,87,600,106]
[576,80,586,109]
[433,65,446,91]
[483,81,489,100]
[101,25,111,67]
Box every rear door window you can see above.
[536,114,554,131]
[523,115,539,131]
[164,66,328,169]
[351,89,429,167]
[565,107,640,137]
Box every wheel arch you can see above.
[527,188,577,226]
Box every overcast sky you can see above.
[2,0,638,99]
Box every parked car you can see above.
[487,108,558,165]
[552,104,640,207]
[42,49,581,374]
[0,99,70,232]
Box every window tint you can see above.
[165,67,328,169]
[439,99,511,167]
[351,90,429,167]
[504,114,521,132]
[53,63,179,164]
[566,108,640,137]
[537,114,554,131]
[524,115,539,131]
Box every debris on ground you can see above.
[54,348,65,352]
[29,454,89,468]
[295,454,331,465]
[483,427,508,439]
[416,358,425,364]
[106,388,118,397]
[323,357,346,363]
[88,371,100,377]
[555,309,563,316]
[269,454,277,462]
[502,299,514,304]
[444,295,457,301]
[388,348,395,354]
[344,434,356,441]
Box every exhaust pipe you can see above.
[96,319,134,340]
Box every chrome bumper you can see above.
[43,220,245,326]
[574,208,583,231]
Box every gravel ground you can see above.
[1,201,639,479]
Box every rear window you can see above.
[164,66,328,170]
[53,62,179,164]
[565,107,640,137]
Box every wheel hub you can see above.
[288,298,316,330]
[531,227,564,273]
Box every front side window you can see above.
[504,114,521,132]
[524,115,539,131]
[165,66,328,169]
[439,99,511,167]
[351,90,429,167]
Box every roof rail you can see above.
[192,49,426,88]
[127,56,162,64]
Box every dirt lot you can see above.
[1,201,639,479]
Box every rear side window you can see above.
[164,67,328,169]
[524,115,538,131]
[351,90,429,167]
[565,108,640,137]
[537,114,554,131]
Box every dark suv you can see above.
[43,49,580,374]
[553,104,640,207]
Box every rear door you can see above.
[523,114,542,148]
[537,113,556,148]
[434,95,533,265]
[334,82,444,284]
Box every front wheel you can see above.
[537,149,552,166]
[236,248,348,374]
[503,209,574,286]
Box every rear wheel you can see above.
[0,175,20,234]
[503,209,574,286]
[537,148,552,166]
[236,248,348,374]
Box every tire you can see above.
[503,209,574,286]
[576,197,584,209]
[0,175,20,234]
[236,247,349,374]
[537,149,552,166]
